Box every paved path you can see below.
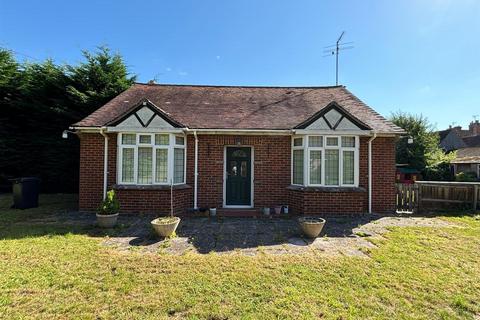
[100,215,455,257]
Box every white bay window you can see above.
[118,133,186,185]
[292,135,359,187]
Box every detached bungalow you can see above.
[72,83,404,215]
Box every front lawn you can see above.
[0,194,479,319]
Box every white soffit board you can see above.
[306,117,330,130]
[335,117,361,130]
[324,109,342,126]
[136,107,155,124]
[148,115,174,128]
[116,114,142,128]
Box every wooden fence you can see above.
[396,181,480,213]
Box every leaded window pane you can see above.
[341,136,355,147]
[326,137,338,146]
[121,148,134,182]
[139,135,151,144]
[343,150,355,184]
[155,134,169,145]
[325,149,339,185]
[308,136,323,147]
[293,137,303,147]
[155,149,168,183]
[293,149,304,185]
[309,150,322,184]
[122,134,136,145]
[137,147,153,184]
[174,148,185,183]
[175,136,185,145]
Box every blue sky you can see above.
[1,0,479,129]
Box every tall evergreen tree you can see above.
[0,46,136,192]
[67,46,135,116]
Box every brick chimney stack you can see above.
[469,120,480,136]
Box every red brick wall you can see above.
[78,132,396,214]
[114,187,192,214]
[79,133,104,211]
[371,137,396,213]
[287,187,366,214]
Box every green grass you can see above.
[1,194,479,319]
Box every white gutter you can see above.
[368,132,377,214]
[193,131,199,209]
[99,128,109,200]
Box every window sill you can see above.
[287,185,366,193]
[112,184,191,191]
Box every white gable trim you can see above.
[136,106,155,124]
[112,103,175,130]
[305,112,362,131]
[148,115,175,129]
[115,114,143,128]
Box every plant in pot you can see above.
[298,216,326,238]
[274,206,282,215]
[96,189,120,228]
[151,180,181,238]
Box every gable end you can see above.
[107,99,184,129]
[295,102,371,131]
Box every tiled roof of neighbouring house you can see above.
[451,147,480,164]
[463,135,480,148]
[73,83,404,133]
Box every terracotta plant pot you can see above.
[151,216,181,237]
[298,217,326,238]
[274,206,282,214]
[96,213,119,228]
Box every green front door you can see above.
[225,147,252,206]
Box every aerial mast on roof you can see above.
[323,31,354,86]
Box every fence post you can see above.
[474,184,478,212]
[416,183,421,214]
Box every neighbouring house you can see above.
[438,121,480,152]
[71,83,404,215]
[438,122,480,179]
[451,147,480,180]
[438,128,467,152]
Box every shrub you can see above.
[423,162,454,181]
[455,172,478,182]
[97,190,120,215]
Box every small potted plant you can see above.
[209,207,217,217]
[274,205,282,214]
[262,207,270,216]
[96,189,120,228]
[298,216,326,238]
[151,180,181,237]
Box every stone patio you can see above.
[99,214,455,257]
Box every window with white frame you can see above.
[291,135,359,187]
[118,133,186,185]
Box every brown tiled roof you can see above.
[73,83,403,133]
[463,135,480,148]
[451,147,480,164]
